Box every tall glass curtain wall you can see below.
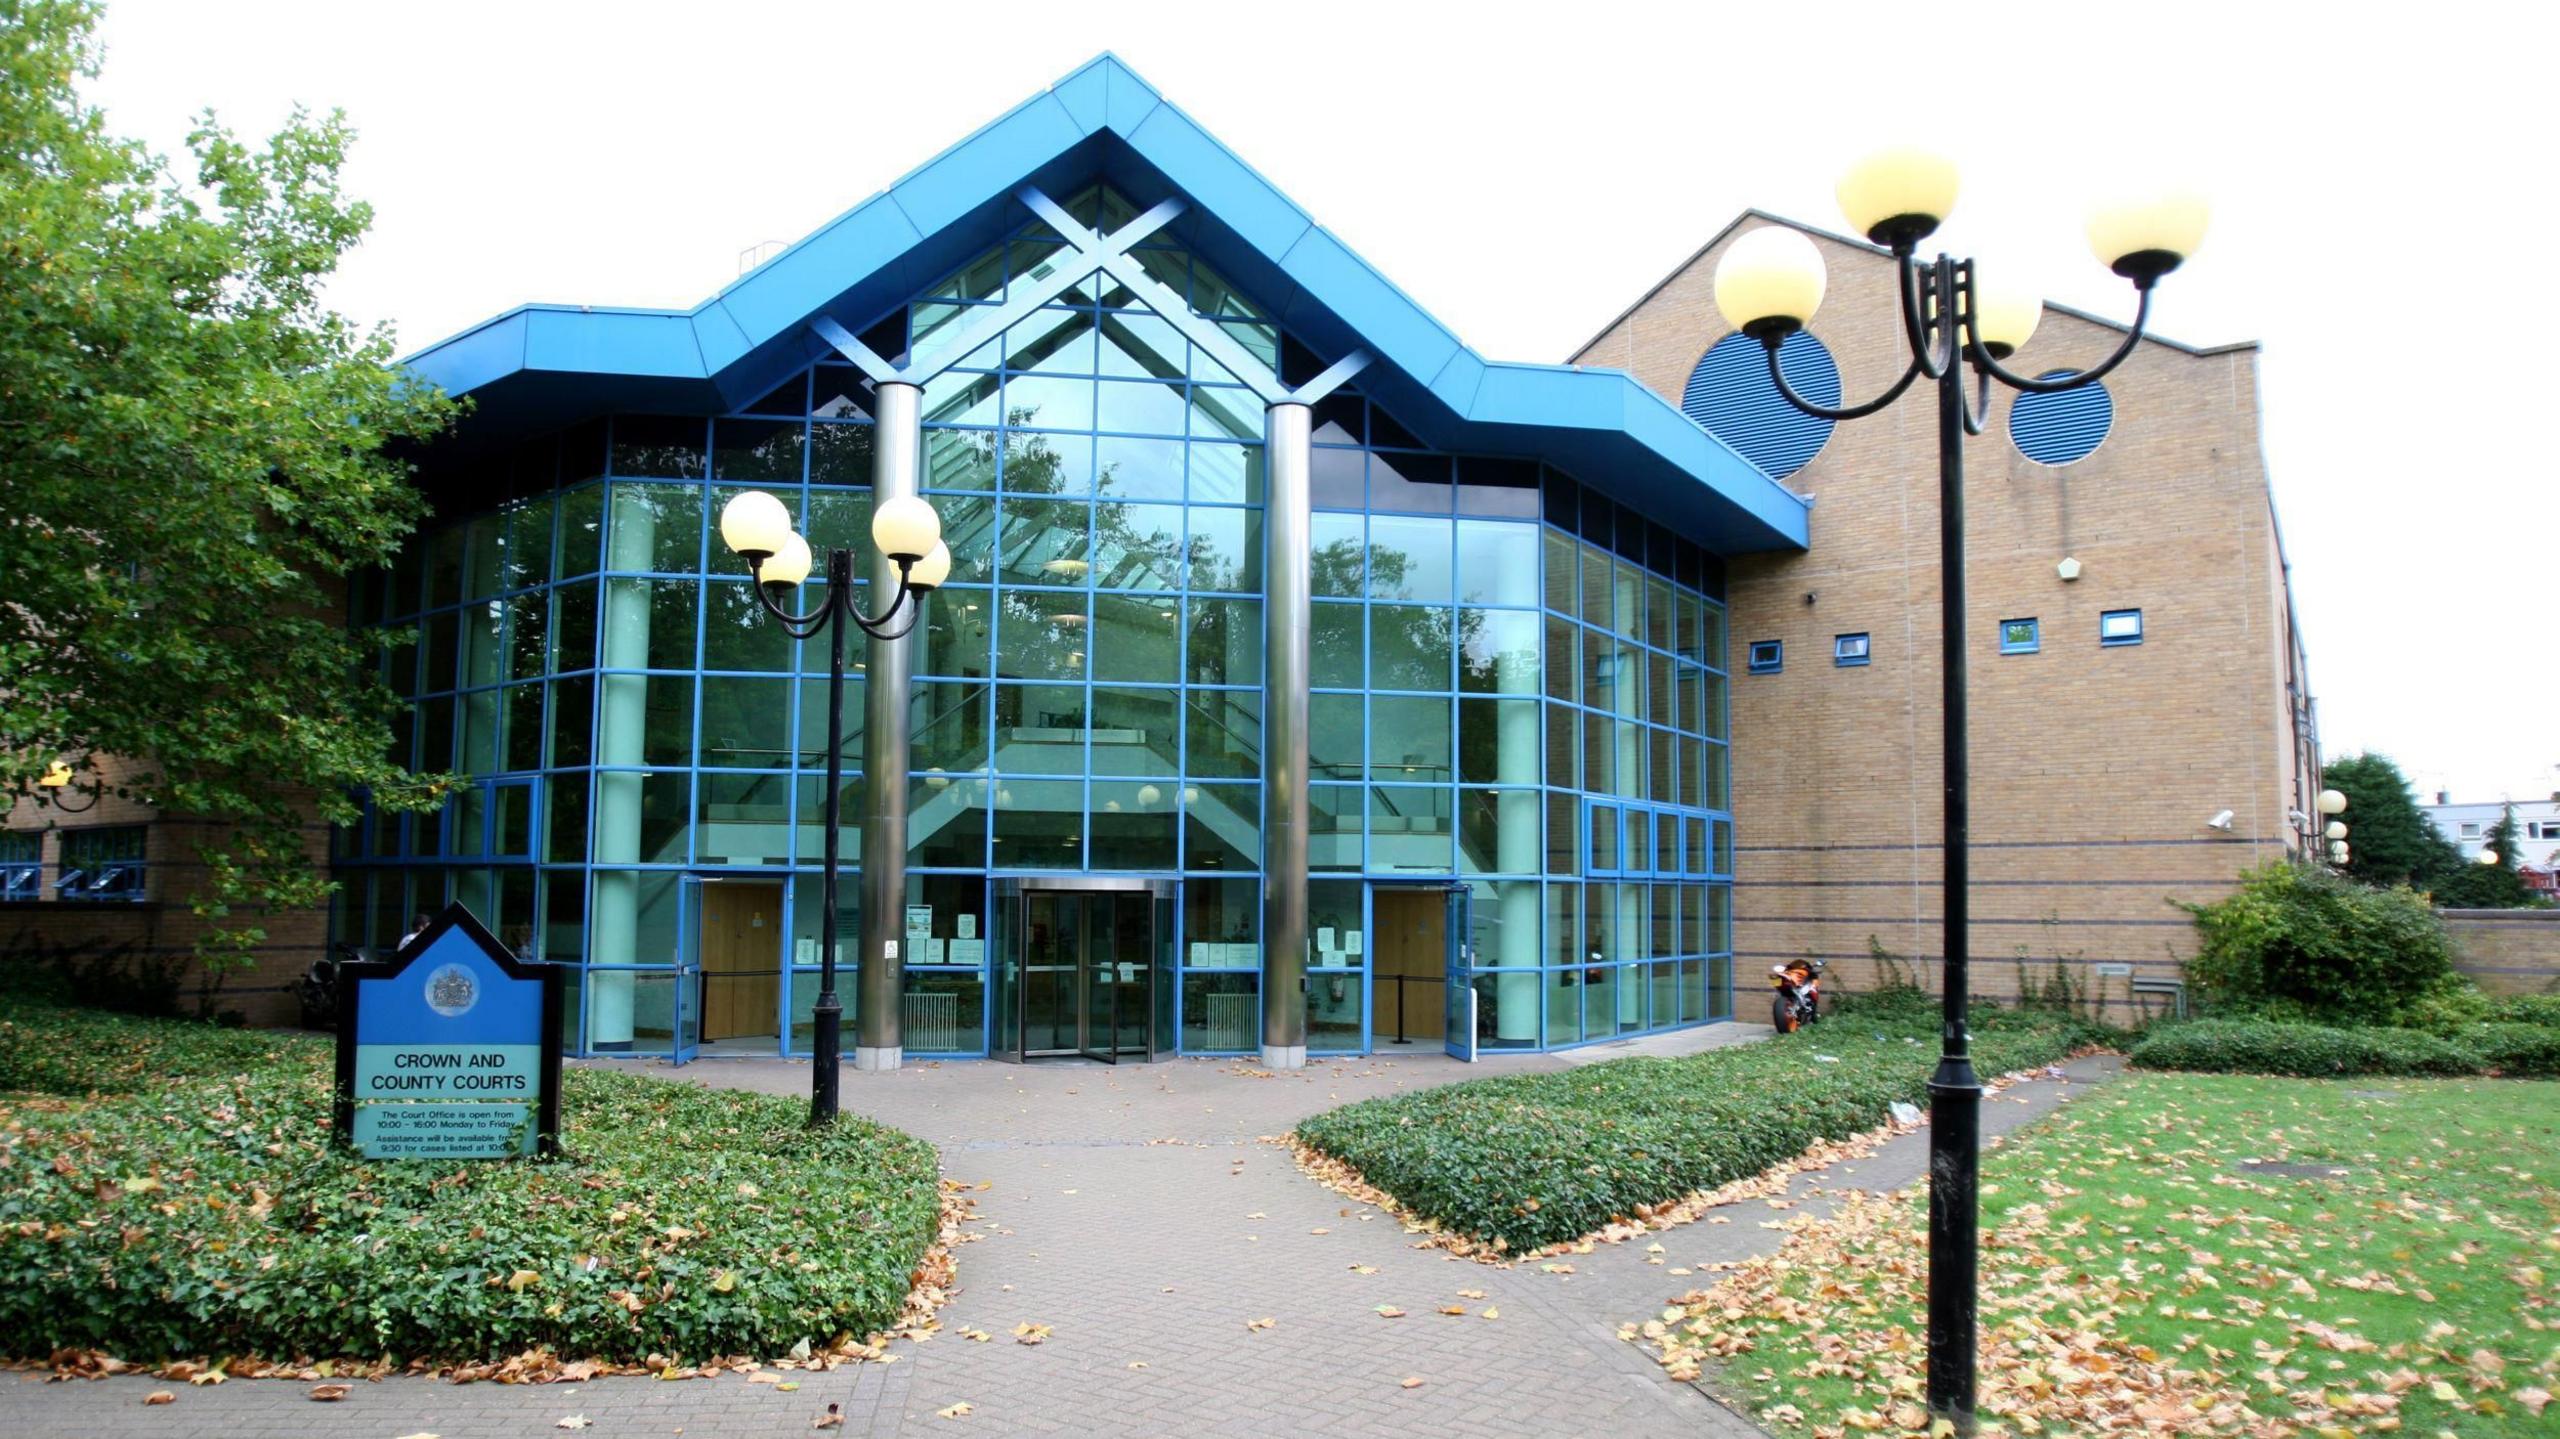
[331,192,1735,1056]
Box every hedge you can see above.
[0,1006,941,1364]
[2128,1017,2560,1079]
[1293,1010,2091,1253]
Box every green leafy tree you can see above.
[2182,861,2455,1024]
[0,0,456,1007]
[2319,753,2458,888]
[2431,804,2537,909]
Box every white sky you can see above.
[84,0,2560,805]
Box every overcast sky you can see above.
[83,0,2559,806]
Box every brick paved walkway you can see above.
[2,1031,2119,1438]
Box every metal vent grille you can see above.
[2008,371,2113,465]
[1682,331,1840,480]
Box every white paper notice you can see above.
[957,915,978,940]
[1316,927,1337,953]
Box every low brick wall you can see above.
[2445,909,2560,995]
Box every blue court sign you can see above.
[333,903,563,1159]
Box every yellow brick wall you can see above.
[1577,216,2315,1012]
[2444,912,2560,996]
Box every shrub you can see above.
[1295,1009,2091,1253]
[2494,994,2560,1028]
[2468,1022,2560,1077]
[0,1006,940,1364]
[2395,973,2496,1035]
[2131,1019,2475,1078]
[2183,862,2454,1024]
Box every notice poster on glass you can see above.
[1316,927,1337,953]
[924,938,947,965]
[957,915,977,940]
[1344,930,1363,957]
[949,938,984,967]
[905,906,934,942]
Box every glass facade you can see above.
[337,189,1734,1059]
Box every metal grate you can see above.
[2008,371,2114,465]
[1682,330,1841,480]
[903,991,960,1052]
[1204,991,1256,1051]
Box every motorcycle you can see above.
[1770,960,1823,1033]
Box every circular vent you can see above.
[1683,330,1840,480]
[2008,372,2114,466]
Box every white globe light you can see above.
[760,531,812,588]
[2329,841,2349,862]
[1970,276,2042,358]
[1181,786,1200,806]
[872,493,942,562]
[719,489,794,557]
[2480,848,2501,866]
[2086,183,2209,282]
[907,541,952,591]
[1136,784,1163,808]
[1713,226,1827,337]
[1835,147,1959,247]
[2316,788,2348,816]
[2324,821,2347,841]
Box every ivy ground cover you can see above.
[1293,1006,2096,1253]
[0,1006,941,1366]
[1642,1073,2560,1436]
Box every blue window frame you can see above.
[1747,640,1782,674]
[1,830,39,901]
[2100,609,2144,647]
[1999,618,2040,655]
[54,825,145,903]
[1833,632,1870,667]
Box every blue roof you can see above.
[401,54,1808,554]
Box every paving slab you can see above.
[2,1032,2117,1439]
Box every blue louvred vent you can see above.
[2008,372,2113,465]
[1683,330,1840,480]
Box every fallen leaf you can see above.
[1400,1376,1426,1389]
[556,1418,593,1431]
[308,1384,351,1402]
[816,1403,844,1429]
[143,1391,175,1406]
[1481,1307,1500,1320]
[935,1402,973,1419]
[1375,1305,1407,1318]
[1245,1316,1276,1331]
[1011,1322,1051,1346]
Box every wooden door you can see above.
[1372,889,1445,1042]
[699,882,783,1041]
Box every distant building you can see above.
[2424,794,2560,873]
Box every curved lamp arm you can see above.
[1965,278,2154,394]
[745,560,837,637]
[1764,343,1926,423]
[1896,252,1959,381]
[746,550,927,641]
[1959,367,1996,437]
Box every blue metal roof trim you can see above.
[398,53,1808,553]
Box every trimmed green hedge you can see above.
[2128,1017,2560,1079]
[0,1007,941,1364]
[1294,1012,2090,1253]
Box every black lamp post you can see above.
[37,761,101,814]
[1714,151,2208,1433]
[719,488,947,1126]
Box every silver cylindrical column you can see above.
[856,379,923,1072]
[1260,401,1311,1069]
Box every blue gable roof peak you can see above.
[400,54,1807,554]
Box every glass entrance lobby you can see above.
[360,60,1801,1067]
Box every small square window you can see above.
[2099,609,2144,646]
[2459,822,2482,838]
[1999,618,2040,654]
[1832,633,1870,667]
[1747,640,1783,675]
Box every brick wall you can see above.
[1576,213,2317,1006]
[2445,910,2560,996]
[4,755,332,1026]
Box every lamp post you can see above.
[36,761,100,814]
[719,488,949,1126]
[1714,152,2208,1432]
[2319,787,2350,867]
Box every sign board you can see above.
[2093,962,2134,978]
[334,903,562,1160]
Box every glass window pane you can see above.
[1001,430,1088,496]
[1459,789,1539,876]
[1365,515,1452,603]
[991,778,1083,868]
[1368,786,1452,873]
[1092,593,1180,683]
[1456,521,1539,606]
[502,499,555,590]
[1189,387,1261,441]
[808,421,873,485]
[1094,502,1184,590]
[1310,512,1364,598]
[998,499,1091,586]
[1185,507,1261,592]
[1186,598,1260,686]
[931,494,996,584]
[1460,609,1540,695]
[923,427,998,493]
[559,486,605,579]
[921,588,995,679]
[996,594,1089,679]
[1006,374,1095,432]
[922,371,1001,427]
[1089,780,1176,869]
[1369,695,1451,779]
[607,483,704,574]
[1094,379,1186,436]
[1309,785,1360,872]
[1368,452,1453,513]
[696,772,791,866]
[794,675,864,771]
[1187,443,1262,505]
[1309,692,1363,781]
[1097,307,1186,379]
[698,676,791,768]
[1459,698,1538,785]
[1368,604,1451,691]
[1311,603,1363,689]
[1183,785,1258,871]
[610,417,706,478]
[910,680,990,775]
[1006,306,1096,375]
[1186,691,1261,779]
[910,774,985,867]
[993,684,1087,774]
[1089,687,1180,776]
[700,581,793,672]
[713,418,805,482]
[1095,436,1185,500]
[548,675,592,769]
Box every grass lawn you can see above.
[1640,1072,2560,1436]
[0,1005,942,1369]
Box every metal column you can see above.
[1259,401,1311,1069]
[855,379,922,1072]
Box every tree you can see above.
[0,0,456,1005]
[2319,754,2457,888]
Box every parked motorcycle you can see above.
[1770,959,1823,1033]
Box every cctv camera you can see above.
[2206,810,2234,831]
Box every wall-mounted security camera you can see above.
[2206,809,2234,831]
